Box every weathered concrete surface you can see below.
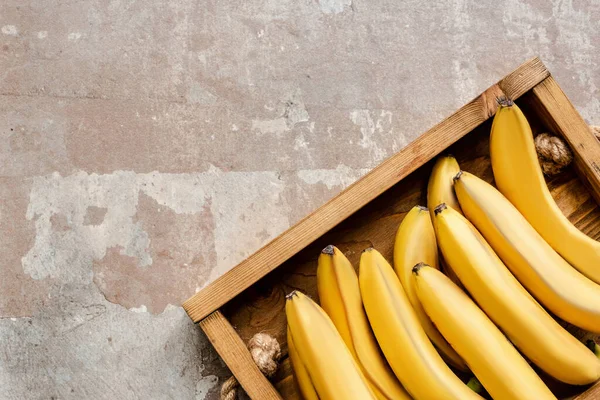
[0,0,599,398]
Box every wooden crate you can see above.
[183,57,600,400]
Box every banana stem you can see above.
[433,203,447,215]
[452,171,463,182]
[496,96,514,107]
[586,340,600,358]
[466,376,483,394]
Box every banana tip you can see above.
[362,247,374,253]
[416,205,428,212]
[586,339,600,357]
[412,262,426,275]
[496,96,514,107]
[286,291,299,300]
[467,377,484,394]
[321,245,335,255]
[452,170,463,182]
[433,203,447,215]
[586,339,595,350]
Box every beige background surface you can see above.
[1,0,599,399]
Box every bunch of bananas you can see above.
[285,99,600,399]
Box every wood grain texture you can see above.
[574,382,600,400]
[183,57,550,323]
[499,57,550,100]
[531,76,600,204]
[199,311,283,400]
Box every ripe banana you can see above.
[413,264,557,400]
[427,155,466,290]
[359,248,482,400]
[287,327,319,400]
[317,245,410,400]
[490,99,600,284]
[286,291,376,400]
[454,171,600,333]
[393,206,466,371]
[427,155,464,218]
[433,201,600,385]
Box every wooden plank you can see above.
[199,311,283,400]
[499,57,550,100]
[532,76,600,204]
[183,57,550,323]
[574,381,600,400]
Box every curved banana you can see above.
[393,206,467,371]
[317,245,410,400]
[454,171,600,333]
[433,201,600,385]
[287,327,319,400]
[413,264,556,400]
[427,155,463,218]
[490,99,600,284]
[359,248,482,400]
[427,155,466,290]
[286,291,376,400]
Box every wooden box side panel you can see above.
[531,76,600,203]
[194,64,600,400]
[183,57,550,323]
[200,311,283,400]
[576,383,600,400]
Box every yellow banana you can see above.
[393,206,466,371]
[413,265,557,400]
[287,327,319,400]
[490,99,600,284]
[285,291,376,400]
[317,245,410,400]
[454,171,600,333]
[359,248,481,400]
[427,155,466,290]
[427,155,463,218]
[433,201,600,385]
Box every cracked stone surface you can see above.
[1,0,599,399]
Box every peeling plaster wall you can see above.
[1,0,599,399]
